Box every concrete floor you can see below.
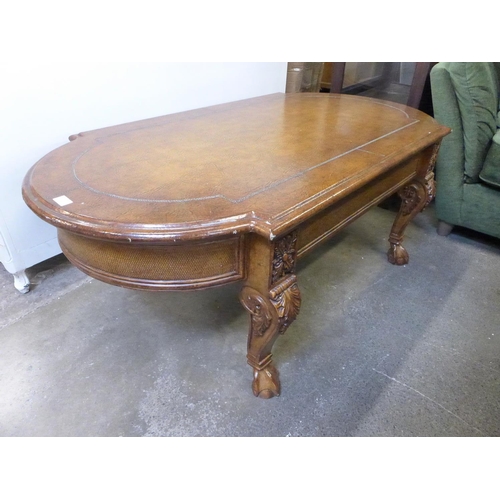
[1,204,499,436]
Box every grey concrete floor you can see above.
[1,204,499,436]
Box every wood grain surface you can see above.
[23,93,448,243]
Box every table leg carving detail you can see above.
[240,286,281,398]
[240,275,301,398]
[387,171,435,265]
[272,231,298,283]
[240,287,273,337]
[269,274,301,335]
[239,230,303,398]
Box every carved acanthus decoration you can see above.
[423,171,436,209]
[269,275,301,335]
[398,184,422,216]
[428,143,441,172]
[272,232,298,284]
[240,287,273,337]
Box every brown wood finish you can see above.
[329,62,435,111]
[407,63,436,109]
[22,93,450,398]
[329,62,346,93]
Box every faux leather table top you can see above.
[23,93,448,243]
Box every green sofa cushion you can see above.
[479,130,500,188]
[441,62,499,183]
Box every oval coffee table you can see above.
[22,93,450,398]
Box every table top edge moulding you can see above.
[22,92,450,399]
[23,93,449,243]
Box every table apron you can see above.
[56,146,433,291]
[295,152,422,259]
[58,230,245,291]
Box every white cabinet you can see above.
[0,206,60,293]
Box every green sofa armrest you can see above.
[432,63,498,182]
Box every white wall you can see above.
[0,62,287,285]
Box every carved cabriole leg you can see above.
[240,285,282,398]
[387,144,439,265]
[239,231,301,398]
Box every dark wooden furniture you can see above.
[22,93,450,398]
[329,62,436,110]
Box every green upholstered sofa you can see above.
[430,62,500,238]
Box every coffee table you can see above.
[22,93,450,398]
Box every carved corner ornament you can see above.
[241,232,301,342]
[272,231,298,284]
[398,171,435,217]
[424,171,436,209]
[240,288,273,337]
[270,232,301,334]
[399,183,423,216]
[398,143,439,216]
[269,275,301,335]
[429,142,441,172]
[240,275,302,342]
[422,142,439,207]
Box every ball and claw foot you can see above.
[387,243,409,266]
[252,364,281,399]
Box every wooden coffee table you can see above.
[22,93,450,398]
